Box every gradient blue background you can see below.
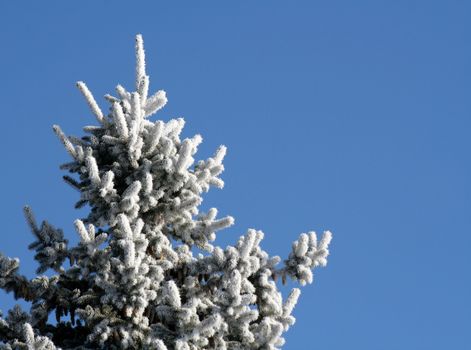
[1,1,470,349]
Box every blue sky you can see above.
[0,1,470,349]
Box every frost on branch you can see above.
[0,35,332,349]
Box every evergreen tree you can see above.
[0,35,332,349]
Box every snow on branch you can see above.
[0,35,332,349]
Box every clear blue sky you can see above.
[1,1,470,349]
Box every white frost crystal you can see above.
[0,35,332,349]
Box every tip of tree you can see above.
[0,34,333,349]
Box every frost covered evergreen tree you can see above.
[0,35,332,349]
